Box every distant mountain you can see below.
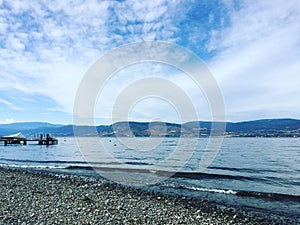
[0,122,62,136]
[182,119,300,137]
[0,122,61,131]
[0,119,299,137]
[111,121,181,137]
[225,118,300,137]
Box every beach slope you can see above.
[0,169,298,225]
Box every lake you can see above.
[0,137,299,216]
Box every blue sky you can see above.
[0,0,299,125]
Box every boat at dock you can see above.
[0,133,58,146]
[1,132,26,140]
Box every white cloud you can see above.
[209,0,300,121]
[6,0,30,14]
[1,0,298,123]
[0,0,185,116]
[22,97,37,103]
[0,98,23,110]
[0,19,7,33]
[5,34,25,51]
[93,61,212,124]
[0,98,12,106]
[0,118,16,124]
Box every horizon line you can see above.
[1,117,299,126]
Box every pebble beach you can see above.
[0,168,299,225]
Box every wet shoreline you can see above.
[0,168,299,224]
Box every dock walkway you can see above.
[0,134,58,146]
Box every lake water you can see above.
[0,137,299,216]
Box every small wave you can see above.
[64,167,259,182]
[62,166,258,181]
[0,163,67,169]
[236,190,300,202]
[158,182,237,195]
[155,170,255,181]
[184,186,237,195]
[160,182,300,202]
[0,158,87,165]
[124,161,152,166]
[66,165,95,170]
[208,166,282,174]
[65,165,150,174]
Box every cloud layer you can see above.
[209,0,300,121]
[0,0,299,124]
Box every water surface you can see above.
[0,137,299,216]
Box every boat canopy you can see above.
[2,132,26,140]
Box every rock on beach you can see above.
[0,168,298,225]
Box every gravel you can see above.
[0,168,299,225]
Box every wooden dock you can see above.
[0,134,58,146]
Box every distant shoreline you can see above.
[1,118,300,137]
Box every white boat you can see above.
[1,132,26,140]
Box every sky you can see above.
[0,0,299,125]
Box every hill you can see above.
[0,122,62,136]
[0,119,299,137]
